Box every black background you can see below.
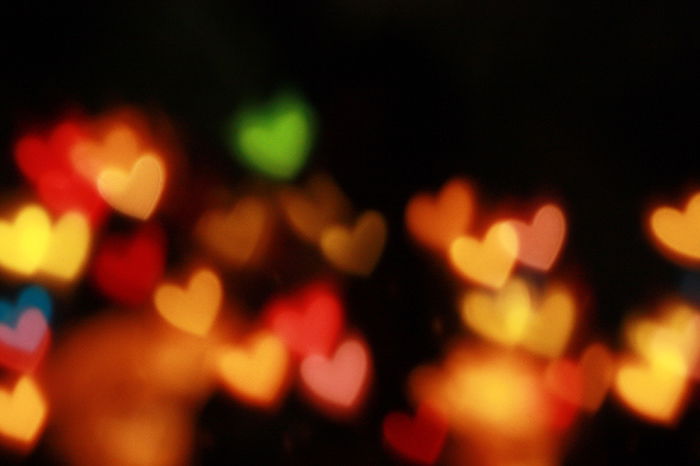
[1,1,700,464]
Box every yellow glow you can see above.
[0,376,46,444]
[0,205,51,276]
[97,154,165,220]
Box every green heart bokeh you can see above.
[228,90,316,180]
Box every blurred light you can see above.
[96,154,165,220]
[91,223,166,306]
[507,203,566,272]
[229,89,316,180]
[262,281,345,358]
[405,177,474,252]
[0,285,52,325]
[0,376,46,447]
[299,335,371,417]
[320,210,387,276]
[0,308,50,373]
[449,221,519,289]
[217,331,290,409]
[196,196,271,267]
[382,403,448,464]
[648,191,700,264]
[154,267,222,337]
[278,172,352,244]
[0,204,90,282]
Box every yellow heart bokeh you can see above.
[0,204,91,281]
[217,332,289,408]
[0,205,51,276]
[154,268,222,336]
[520,285,576,358]
[97,154,165,220]
[0,376,46,445]
[320,210,387,276]
[649,192,700,262]
[196,196,270,266]
[449,222,518,289]
[625,304,700,376]
[614,357,688,425]
[461,278,532,345]
[41,211,91,280]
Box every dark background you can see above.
[1,1,700,464]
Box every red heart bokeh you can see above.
[91,223,166,306]
[383,403,448,465]
[263,281,345,358]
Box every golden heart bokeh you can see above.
[614,356,688,425]
[0,376,46,445]
[217,331,289,408]
[649,192,700,262]
[154,268,222,336]
[97,154,165,220]
[320,210,387,276]
[449,222,518,289]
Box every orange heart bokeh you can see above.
[154,268,222,337]
[320,211,387,276]
[217,331,289,409]
[405,178,474,252]
[449,222,518,289]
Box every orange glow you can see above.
[97,154,165,220]
[217,331,289,408]
[320,210,387,276]
[0,376,46,447]
[154,268,222,336]
[405,178,474,252]
[649,192,700,263]
[278,172,351,243]
[508,204,566,272]
[449,221,518,289]
[299,336,371,416]
[196,196,270,266]
[614,355,689,425]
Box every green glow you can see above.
[229,90,316,180]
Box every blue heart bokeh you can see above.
[0,285,52,326]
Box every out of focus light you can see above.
[507,203,566,272]
[0,376,46,446]
[96,154,165,220]
[0,204,90,282]
[217,331,290,409]
[449,221,519,289]
[648,192,700,263]
[299,335,371,417]
[154,267,222,337]
[196,196,271,267]
[263,281,345,358]
[405,177,474,252]
[229,89,316,180]
[320,210,387,276]
[278,172,351,244]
